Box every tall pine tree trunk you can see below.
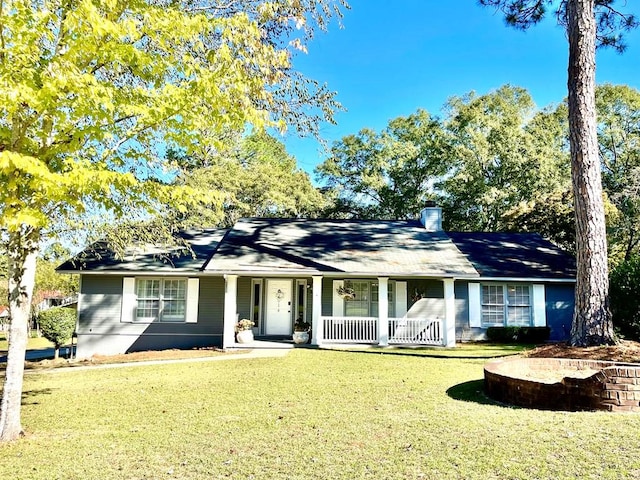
[0,228,39,441]
[567,0,616,346]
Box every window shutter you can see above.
[468,283,481,328]
[532,284,546,327]
[121,277,136,323]
[185,278,199,323]
[332,280,344,317]
[395,281,407,318]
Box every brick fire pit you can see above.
[484,357,640,412]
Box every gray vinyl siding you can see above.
[78,275,123,329]
[321,279,333,316]
[407,279,444,301]
[77,274,225,355]
[128,275,224,351]
[197,277,225,332]
[236,277,252,322]
[452,280,574,342]
[404,279,445,321]
[454,281,469,328]
[454,281,483,341]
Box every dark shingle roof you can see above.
[204,218,478,277]
[56,229,227,272]
[446,232,576,279]
[57,219,576,280]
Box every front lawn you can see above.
[1,347,639,479]
[0,333,53,351]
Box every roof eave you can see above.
[474,276,576,283]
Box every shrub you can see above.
[38,307,76,359]
[486,326,550,344]
[610,256,640,341]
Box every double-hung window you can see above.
[344,280,395,317]
[135,278,186,322]
[481,284,531,327]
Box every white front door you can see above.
[265,279,293,335]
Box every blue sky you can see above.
[283,0,640,177]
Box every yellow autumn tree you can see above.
[0,0,346,441]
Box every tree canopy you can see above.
[596,84,640,262]
[316,109,451,219]
[316,83,640,260]
[0,0,348,442]
[172,131,326,228]
[440,85,571,233]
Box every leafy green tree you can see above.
[37,308,76,360]
[173,132,326,228]
[440,86,570,232]
[34,259,79,298]
[0,0,346,441]
[478,0,639,346]
[499,103,575,249]
[596,84,640,262]
[609,256,640,340]
[316,109,451,219]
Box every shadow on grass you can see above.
[446,379,504,406]
[20,388,53,406]
[321,346,524,360]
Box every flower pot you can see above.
[292,331,310,344]
[236,330,254,344]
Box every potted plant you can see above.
[292,318,311,344]
[235,318,255,344]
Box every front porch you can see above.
[221,275,457,349]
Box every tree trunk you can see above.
[0,228,39,442]
[567,0,616,346]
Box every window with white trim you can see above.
[135,278,187,322]
[481,284,532,327]
[344,280,395,317]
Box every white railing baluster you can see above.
[321,316,378,343]
[320,316,444,346]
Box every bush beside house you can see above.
[610,256,640,341]
[486,326,550,344]
[37,307,76,359]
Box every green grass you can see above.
[2,347,640,479]
[0,333,53,351]
[331,342,534,358]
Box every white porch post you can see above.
[311,275,324,345]
[311,276,323,346]
[443,278,456,347]
[378,277,389,346]
[223,274,238,349]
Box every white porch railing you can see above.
[388,317,443,346]
[320,316,444,346]
[322,316,378,343]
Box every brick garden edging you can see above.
[484,357,640,412]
